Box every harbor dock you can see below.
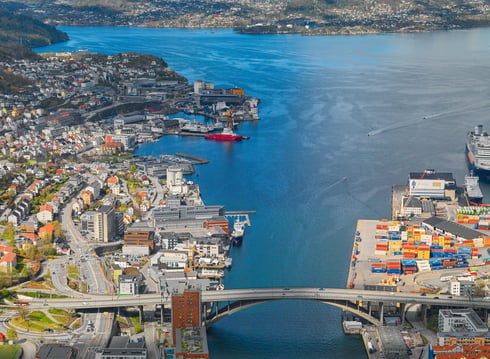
[175,152,209,165]
[344,171,490,358]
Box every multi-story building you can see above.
[152,206,223,230]
[123,229,155,251]
[118,274,141,295]
[438,308,490,346]
[94,205,115,242]
[94,336,147,359]
[175,327,209,359]
[171,287,201,344]
[449,278,475,296]
[81,211,96,233]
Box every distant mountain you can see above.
[0,11,68,47]
[4,0,490,33]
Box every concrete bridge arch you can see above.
[203,298,381,327]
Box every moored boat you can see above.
[231,220,245,245]
[465,174,484,204]
[466,125,490,178]
[205,127,244,141]
[181,121,223,134]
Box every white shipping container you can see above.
[474,237,484,247]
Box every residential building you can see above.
[81,211,96,233]
[175,327,209,359]
[450,278,475,296]
[430,344,490,358]
[80,190,94,206]
[37,204,53,224]
[94,205,116,242]
[0,252,16,272]
[39,223,55,241]
[438,308,490,346]
[171,287,201,344]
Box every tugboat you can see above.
[231,219,246,245]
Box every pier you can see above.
[175,152,209,165]
[224,211,255,227]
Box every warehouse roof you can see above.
[423,216,484,240]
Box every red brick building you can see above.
[123,230,155,251]
[171,288,201,344]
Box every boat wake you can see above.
[367,100,490,137]
[367,113,443,137]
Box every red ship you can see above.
[205,126,244,141]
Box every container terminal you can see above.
[345,170,490,358]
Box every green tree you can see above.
[0,289,11,300]
[53,221,64,239]
[1,223,14,245]
[20,266,33,280]
[21,243,37,261]
[16,306,29,322]
[473,280,487,297]
[6,328,17,341]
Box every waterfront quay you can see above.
[344,171,490,358]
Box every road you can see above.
[59,197,113,296]
[21,287,490,312]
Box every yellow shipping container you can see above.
[231,88,245,95]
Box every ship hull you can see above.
[231,220,245,245]
[205,134,243,141]
[231,235,244,246]
[466,144,490,180]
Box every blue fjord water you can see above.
[37,27,490,358]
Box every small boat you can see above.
[224,257,232,268]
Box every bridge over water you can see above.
[200,287,488,326]
[22,287,488,326]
